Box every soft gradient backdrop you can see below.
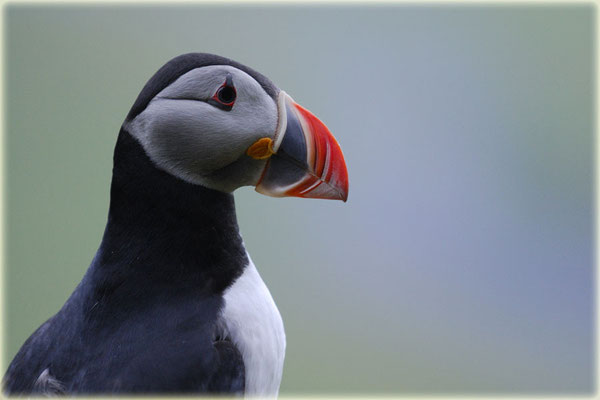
[3,4,595,395]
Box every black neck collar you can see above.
[91,129,247,296]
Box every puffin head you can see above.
[122,53,348,201]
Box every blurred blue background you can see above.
[3,4,594,394]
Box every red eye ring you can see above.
[214,85,236,106]
[210,74,236,111]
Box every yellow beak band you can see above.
[246,137,275,160]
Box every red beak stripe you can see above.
[291,102,349,201]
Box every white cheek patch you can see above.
[158,72,224,101]
[123,66,278,192]
[139,99,244,171]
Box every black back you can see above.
[3,53,263,394]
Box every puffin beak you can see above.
[251,91,349,201]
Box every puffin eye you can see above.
[217,86,236,104]
[209,74,236,111]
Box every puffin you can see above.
[3,53,348,396]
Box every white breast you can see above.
[217,253,286,397]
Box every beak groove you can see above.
[255,91,349,202]
[292,101,348,202]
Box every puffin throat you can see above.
[96,129,248,294]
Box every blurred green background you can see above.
[3,4,594,395]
